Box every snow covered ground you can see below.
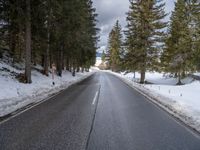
[108,71,200,132]
[0,61,94,117]
[194,72,200,76]
[124,72,194,85]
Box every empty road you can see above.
[1,72,200,150]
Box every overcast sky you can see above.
[92,0,176,52]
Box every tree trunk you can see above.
[41,55,45,67]
[19,26,24,62]
[177,71,182,85]
[140,66,145,84]
[72,66,76,77]
[72,62,76,76]
[76,66,80,72]
[10,29,16,62]
[25,0,32,83]
[49,52,53,69]
[66,58,69,71]
[182,71,186,78]
[32,51,36,66]
[69,60,72,72]
[57,43,63,77]
[174,72,178,78]
[81,67,84,73]
[44,26,50,76]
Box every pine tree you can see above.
[0,0,98,82]
[0,0,25,62]
[162,0,193,84]
[190,0,200,71]
[108,20,123,71]
[101,50,106,62]
[125,0,167,83]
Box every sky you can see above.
[92,0,176,53]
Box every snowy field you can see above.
[108,71,200,132]
[0,61,94,117]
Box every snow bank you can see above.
[108,71,200,132]
[124,72,194,85]
[0,61,94,117]
[194,73,200,76]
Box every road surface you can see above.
[0,72,200,150]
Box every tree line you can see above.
[107,0,200,84]
[0,0,98,83]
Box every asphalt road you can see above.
[1,72,200,150]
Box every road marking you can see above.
[86,85,101,150]
[92,91,99,105]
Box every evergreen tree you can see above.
[162,0,194,84]
[190,0,200,71]
[0,0,25,62]
[108,20,123,71]
[125,0,167,83]
[101,50,106,62]
[0,0,98,83]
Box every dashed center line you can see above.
[92,91,99,105]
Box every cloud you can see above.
[93,0,175,52]
[93,0,129,50]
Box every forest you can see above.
[0,0,99,83]
[107,0,200,84]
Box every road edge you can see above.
[107,71,200,137]
[0,72,96,124]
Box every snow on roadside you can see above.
[194,73,200,77]
[124,72,194,85]
[0,61,94,117]
[107,70,200,132]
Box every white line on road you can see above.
[92,91,99,105]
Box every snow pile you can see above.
[0,61,94,117]
[108,71,200,132]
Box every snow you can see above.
[108,70,200,132]
[0,61,94,117]
[95,57,102,66]
[124,72,194,85]
[194,72,200,76]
